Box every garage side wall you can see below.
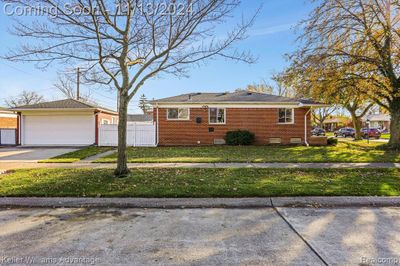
[0,117,17,128]
[97,113,118,125]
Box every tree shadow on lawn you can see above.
[1,168,400,198]
[136,142,398,163]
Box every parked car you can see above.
[361,128,381,139]
[334,127,355,138]
[312,127,326,136]
[378,128,389,134]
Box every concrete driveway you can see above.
[0,207,399,265]
[0,147,78,162]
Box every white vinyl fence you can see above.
[0,129,16,145]
[99,122,156,147]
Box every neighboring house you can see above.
[0,107,17,128]
[150,92,326,145]
[10,99,118,146]
[362,114,391,131]
[323,116,352,132]
[128,114,153,123]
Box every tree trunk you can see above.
[349,110,362,140]
[114,91,130,177]
[389,97,400,147]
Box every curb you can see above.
[271,196,400,208]
[1,197,400,209]
[0,197,271,209]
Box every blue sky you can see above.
[0,0,314,114]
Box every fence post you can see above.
[133,123,136,147]
[0,129,2,145]
[98,124,101,146]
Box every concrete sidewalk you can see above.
[1,196,400,208]
[1,161,400,171]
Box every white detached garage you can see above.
[11,99,118,146]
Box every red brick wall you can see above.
[154,107,311,145]
[309,136,328,146]
[98,113,118,125]
[0,117,17,128]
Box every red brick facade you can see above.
[0,117,17,128]
[98,112,118,125]
[154,107,312,145]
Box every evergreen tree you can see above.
[138,94,150,114]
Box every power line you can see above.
[91,90,117,101]
[1,61,147,108]
[0,61,56,83]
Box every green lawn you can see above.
[326,132,334,137]
[40,146,114,163]
[1,168,399,197]
[96,140,400,163]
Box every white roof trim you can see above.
[10,108,97,112]
[0,113,17,118]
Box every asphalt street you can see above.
[1,207,399,265]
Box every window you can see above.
[101,119,110,125]
[209,108,225,124]
[167,108,189,120]
[278,108,294,124]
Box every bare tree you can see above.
[271,73,295,97]
[235,83,273,94]
[3,0,258,176]
[54,74,92,102]
[313,107,337,128]
[290,0,400,147]
[5,90,44,107]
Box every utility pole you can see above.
[76,67,80,100]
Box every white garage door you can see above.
[23,115,95,146]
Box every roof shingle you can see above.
[362,114,391,122]
[10,99,117,114]
[151,91,323,105]
[127,114,153,122]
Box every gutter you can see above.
[8,108,118,115]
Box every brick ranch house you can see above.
[151,92,328,146]
[10,99,118,146]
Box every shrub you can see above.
[225,130,255,145]
[327,137,338,146]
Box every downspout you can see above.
[156,104,159,146]
[304,107,312,146]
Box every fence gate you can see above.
[99,123,156,147]
[0,129,17,145]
